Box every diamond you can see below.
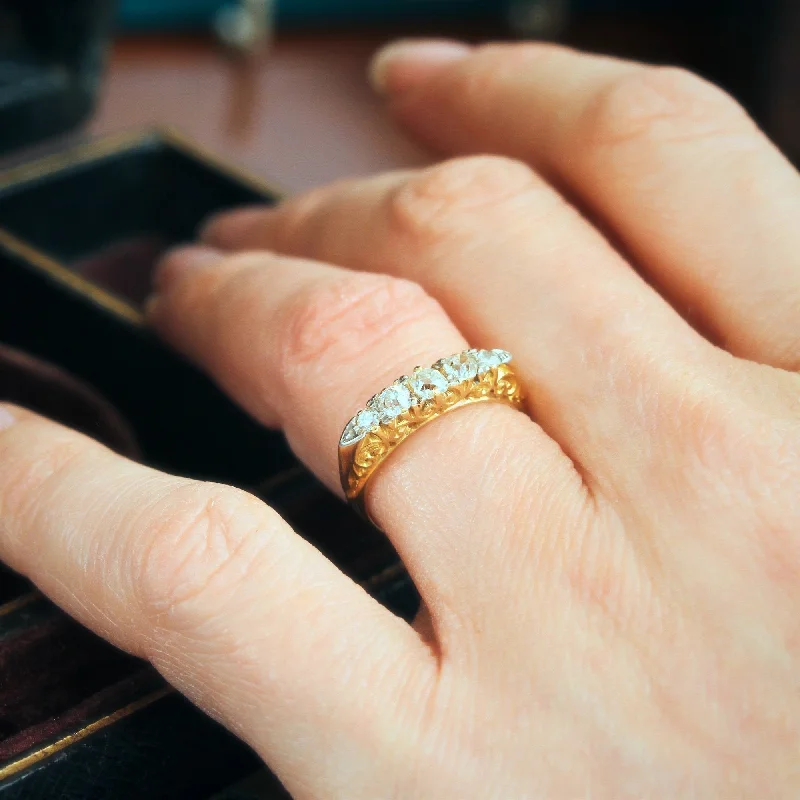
[492,349,512,364]
[368,382,413,423]
[409,367,449,403]
[473,349,502,373]
[436,350,479,385]
[340,408,379,446]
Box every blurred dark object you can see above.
[766,0,800,165]
[0,131,290,483]
[0,342,140,458]
[559,0,779,133]
[117,0,723,32]
[118,0,499,30]
[0,130,275,308]
[208,769,292,800]
[0,0,114,154]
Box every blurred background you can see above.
[1,0,797,191]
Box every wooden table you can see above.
[91,12,789,197]
[92,34,432,193]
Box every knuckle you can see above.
[279,273,442,372]
[761,424,800,533]
[386,156,536,249]
[580,67,755,151]
[136,482,284,630]
[700,412,800,584]
[669,379,800,517]
[677,390,755,476]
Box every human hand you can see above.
[2,40,800,798]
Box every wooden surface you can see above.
[91,34,433,193]
[90,15,783,195]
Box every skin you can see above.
[2,39,800,798]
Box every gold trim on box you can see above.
[0,128,285,324]
[0,230,143,325]
[0,688,171,782]
[159,127,287,198]
[0,130,151,192]
[0,591,39,619]
[0,128,286,200]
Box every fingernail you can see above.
[369,39,472,95]
[152,244,222,293]
[201,206,271,248]
[0,405,17,432]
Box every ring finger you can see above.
[148,247,580,610]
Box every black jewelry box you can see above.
[0,130,417,798]
[0,0,115,154]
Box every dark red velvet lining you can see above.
[0,612,150,761]
[0,668,160,763]
[71,235,169,307]
[0,343,140,458]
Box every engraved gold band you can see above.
[338,349,524,520]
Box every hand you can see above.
[3,40,800,798]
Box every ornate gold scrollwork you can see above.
[343,364,524,499]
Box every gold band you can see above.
[338,350,524,521]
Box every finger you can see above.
[148,246,582,608]
[368,40,800,370]
[199,157,726,505]
[0,404,431,798]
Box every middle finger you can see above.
[203,157,722,501]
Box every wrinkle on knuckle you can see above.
[136,483,283,632]
[658,375,743,486]
[580,67,755,154]
[278,274,442,376]
[386,156,536,250]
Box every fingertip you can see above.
[152,244,223,294]
[200,206,271,249]
[369,39,472,96]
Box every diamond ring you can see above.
[338,349,524,521]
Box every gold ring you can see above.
[339,349,524,520]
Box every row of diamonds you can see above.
[340,349,512,446]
